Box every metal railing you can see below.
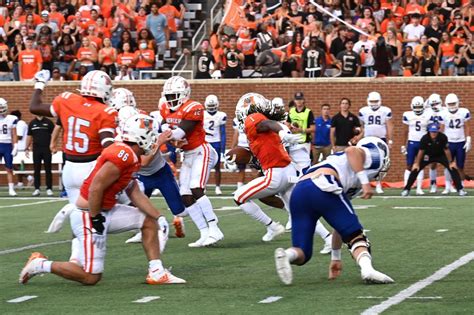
[171,53,189,76]
[210,1,224,27]
[138,70,193,80]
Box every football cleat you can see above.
[401,190,409,197]
[215,186,222,195]
[46,189,54,196]
[274,248,293,285]
[441,188,450,195]
[146,268,186,284]
[9,189,17,196]
[32,189,40,196]
[320,234,332,254]
[202,225,224,246]
[173,216,185,238]
[19,252,47,284]
[430,184,437,193]
[361,268,394,284]
[188,229,209,248]
[285,219,292,232]
[449,186,457,193]
[416,189,425,195]
[125,232,142,243]
[459,189,468,196]
[375,184,384,194]
[262,222,285,242]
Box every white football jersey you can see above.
[233,117,249,148]
[16,120,28,151]
[359,106,392,138]
[439,108,471,143]
[280,123,311,171]
[402,110,433,142]
[204,111,227,143]
[149,110,163,132]
[0,114,18,143]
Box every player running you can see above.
[233,93,301,242]
[274,137,394,285]
[160,76,223,247]
[358,92,393,194]
[439,93,471,194]
[203,95,227,195]
[0,98,19,196]
[19,114,185,285]
[401,96,433,195]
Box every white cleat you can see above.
[202,225,224,246]
[430,184,437,193]
[146,268,186,284]
[125,232,143,244]
[188,229,209,248]
[459,189,468,196]
[262,222,285,242]
[416,189,425,195]
[32,189,40,196]
[449,186,457,193]
[361,268,394,284]
[320,234,332,254]
[275,248,293,285]
[19,252,47,284]
[375,184,384,194]
[45,204,75,233]
[46,189,54,196]
[9,189,17,196]
[215,186,222,195]
[401,190,409,197]
[441,189,450,195]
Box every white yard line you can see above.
[0,199,63,209]
[0,240,71,255]
[0,197,62,200]
[358,296,442,300]
[361,251,474,315]
[435,229,449,233]
[392,207,443,210]
[7,295,38,303]
[258,296,282,304]
[133,296,161,303]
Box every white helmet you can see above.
[109,88,137,110]
[356,136,390,180]
[445,93,459,113]
[427,93,442,112]
[120,114,156,155]
[118,106,140,128]
[235,92,268,127]
[0,98,7,115]
[410,96,425,115]
[162,76,191,111]
[270,97,287,122]
[367,91,382,110]
[205,95,219,113]
[79,70,113,103]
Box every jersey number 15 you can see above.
[66,116,90,154]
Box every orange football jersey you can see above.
[51,92,117,157]
[80,142,141,210]
[160,99,206,151]
[244,113,291,170]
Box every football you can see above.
[226,147,253,164]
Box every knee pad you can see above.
[344,230,371,255]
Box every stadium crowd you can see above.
[201,0,474,78]
[0,0,187,81]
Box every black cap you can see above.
[294,92,304,100]
[411,13,421,18]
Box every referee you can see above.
[402,123,466,196]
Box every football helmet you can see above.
[109,88,137,110]
[410,96,425,115]
[357,136,390,180]
[235,92,268,127]
[445,93,459,113]
[162,76,191,111]
[367,91,382,110]
[270,97,287,122]
[205,95,219,113]
[120,114,156,155]
[79,70,113,103]
[0,98,8,115]
[118,106,140,128]
[427,93,442,112]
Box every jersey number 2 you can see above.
[66,116,90,154]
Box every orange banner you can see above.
[222,0,246,30]
[371,176,474,189]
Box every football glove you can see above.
[278,130,300,145]
[90,213,106,249]
[463,136,471,153]
[400,145,407,155]
[34,70,51,90]
[223,153,238,172]
[11,143,18,157]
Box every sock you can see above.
[444,169,452,190]
[237,182,243,189]
[429,168,437,185]
[285,248,298,263]
[416,170,424,190]
[240,200,272,226]
[69,238,80,264]
[184,203,207,230]
[195,195,218,223]
[356,251,374,273]
[314,220,330,240]
[149,259,163,271]
[8,183,14,190]
[177,208,189,217]
[376,181,382,189]
[404,169,411,186]
[42,260,52,273]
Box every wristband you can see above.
[356,171,369,185]
[331,249,342,261]
[388,139,393,145]
[91,213,106,234]
[34,82,46,90]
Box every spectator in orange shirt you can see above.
[137,28,157,52]
[38,35,54,72]
[134,39,155,79]
[79,0,101,20]
[134,7,148,32]
[86,24,103,49]
[159,0,185,34]
[48,2,66,29]
[438,31,456,76]
[286,31,304,77]
[98,37,117,77]
[117,42,135,68]
[76,37,97,72]
[405,0,426,15]
[18,37,42,81]
[67,63,88,81]
[95,15,111,39]
[19,4,42,26]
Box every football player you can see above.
[425,93,444,193]
[229,116,249,189]
[358,92,393,194]
[439,93,471,194]
[233,93,301,242]
[203,95,227,195]
[160,76,224,247]
[19,114,185,285]
[0,98,18,196]
[274,137,394,285]
[401,96,433,195]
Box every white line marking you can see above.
[392,206,443,209]
[0,199,63,209]
[0,240,71,255]
[361,251,474,315]
[258,296,282,304]
[0,197,62,200]
[215,206,240,211]
[354,205,376,209]
[358,296,442,300]
[363,229,371,233]
[7,295,38,303]
[435,229,449,233]
[133,296,161,303]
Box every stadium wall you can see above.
[1,77,473,185]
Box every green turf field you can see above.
[1,189,473,314]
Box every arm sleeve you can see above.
[307,111,314,126]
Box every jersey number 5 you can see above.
[66,116,90,154]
